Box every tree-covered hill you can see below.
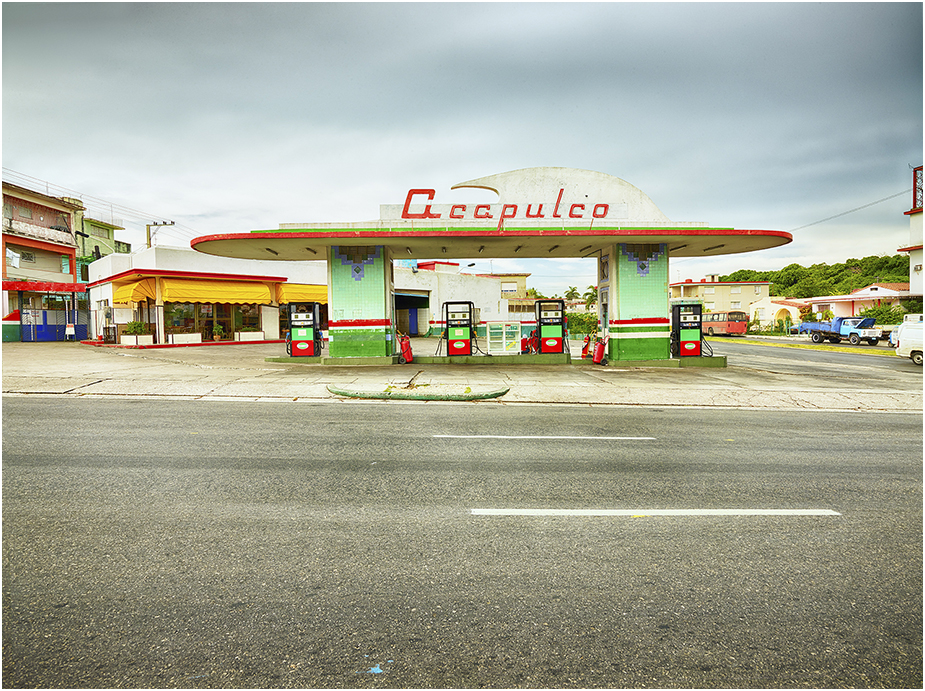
[721,254,910,298]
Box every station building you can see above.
[86,245,326,345]
[191,167,791,364]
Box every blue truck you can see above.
[791,317,883,345]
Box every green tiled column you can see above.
[328,245,395,358]
[604,242,670,361]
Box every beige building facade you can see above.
[669,275,770,314]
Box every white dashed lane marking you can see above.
[471,508,842,516]
[434,435,657,440]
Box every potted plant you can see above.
[121,321,154,346]
[212,323,225,341]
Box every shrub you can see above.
[124,321,147,335]
[859,305,906,325]
[566,312,599,335]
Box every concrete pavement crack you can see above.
[62,380,106,394]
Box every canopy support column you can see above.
[600,242,671,361]
[327,245,396,359]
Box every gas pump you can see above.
[670,301,703,357]
[287,302,323,357]
[535,299,566,354]
[443,301,475,356]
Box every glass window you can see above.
[234,304,260,331]
[165,302,196,334]
[731,286,741,294]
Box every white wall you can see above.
[261,305,280,339]
[90,245,327,284]
[394,266,507,325]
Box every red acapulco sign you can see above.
[398,188,625,222]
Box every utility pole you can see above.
[146,220,174,249]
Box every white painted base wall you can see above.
[169,333,202,344]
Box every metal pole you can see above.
[146,220,175,248]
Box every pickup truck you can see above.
[791,317,882,345]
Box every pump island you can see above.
[191,167,792,364]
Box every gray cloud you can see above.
[3,2,921,294]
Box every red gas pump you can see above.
[670,301,703,357]
[443,302,475,356]
[286,303,323,357]
[535,299,566,354]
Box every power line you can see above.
[671,188,913,267]
[788,189,911,232]
[2,167,204,246]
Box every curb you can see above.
[325,384,510,401]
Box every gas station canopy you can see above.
[191,167,791,261]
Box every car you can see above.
[895,321,923,365]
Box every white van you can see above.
[890,313,923,346]
[895,321,923,365]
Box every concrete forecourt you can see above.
[1,337,922,411]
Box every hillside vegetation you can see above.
[721,254,910,299]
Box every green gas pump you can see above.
[670,301,702,357]
[535,299,566,354]
[443,301,475,356]
[287,302,323,356]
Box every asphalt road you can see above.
[2,398,921,689]
[707,337,922,381]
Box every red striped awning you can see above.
[2,280,86,293]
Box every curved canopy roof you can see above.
[191,167,791,261]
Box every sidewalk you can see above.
[1,340,921,413]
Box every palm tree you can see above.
[564,286,580,301]
[583,285,598,308]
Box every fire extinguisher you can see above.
[581,334,592,359]
[592,335,609,366]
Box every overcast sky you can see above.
[3,2,922,296]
